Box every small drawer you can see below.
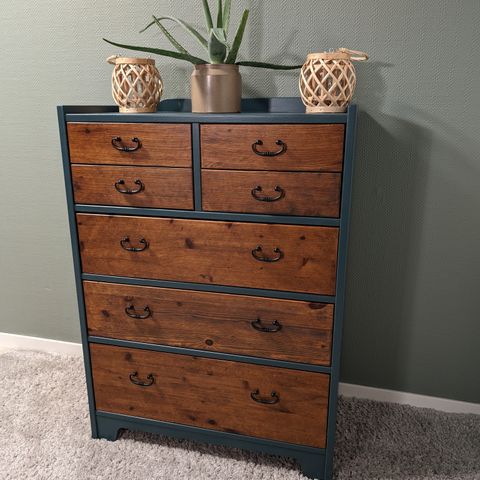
[201,124,344,171]
[71,165,193,210]
[90,344,329,447]
[84,281,333,365]
[67,123,192,167]
[202,170,341,217]
[77,214,339,295]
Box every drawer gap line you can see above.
[88,336,332,373]
[81,274,336,303]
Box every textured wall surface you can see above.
[0,1,479,403]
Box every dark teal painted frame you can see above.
[57,97,357,480]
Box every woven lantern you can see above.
[299,48,368,113]
[107,56,163,113]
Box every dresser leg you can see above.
[297,452,325,480]
[96,416,122,441]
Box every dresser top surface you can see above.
[59,97,355,124]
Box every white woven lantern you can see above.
[107,56,163,113]
[299,48,368,113]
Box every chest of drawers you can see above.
[58,97,357,480]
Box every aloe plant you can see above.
[103,0,301,70]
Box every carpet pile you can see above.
[0,350,479,479]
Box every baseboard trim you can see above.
[0,332,82,356]
[339,382,480,415]
[1,332,478,414]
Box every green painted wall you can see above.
[0,1,478,403]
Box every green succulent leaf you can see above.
[152,16,189,54]
[208,29,227,63]
[140,16,208,50]
[211,27,228,47]
[202,0,214,30]
[109,4,303,70]
[223,0,232,34]
[217,0,223,27]
[236,60,303,70]
[103,38,208,65]
[225,9,249,64]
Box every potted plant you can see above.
[104,0,301,113]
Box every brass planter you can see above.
[191,64,241,113]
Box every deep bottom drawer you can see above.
[90,344,329,448]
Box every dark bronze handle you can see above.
[114,179,144,194]
[251,245,283,262]
[251,185,285,202]
[251,389,280,404]
[251,318,282,333]
[120,236,149,252]
[252,139,287,157]
[111,136,142,152]
[129,371,154,387]
[125,304,152,319]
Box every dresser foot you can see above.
[297,452,325,480]
[96,416,122,441]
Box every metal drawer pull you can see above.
[125,304,152,319]
[129,371,155,387]
[251,389,280,404]
[120,236,149,252]
[111,136,142,152]
[251,245,283,262]
[251,318,282,333]
[252,139,287,157]
[251,185,285,202]
[114,179,144,194]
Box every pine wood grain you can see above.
[90,343,329,447]
[77,214,339,295]
[202,170,341,217]
[67,123,192,167]
[201,124,344,171]
[84,281,333,365]
[71,165,193,209]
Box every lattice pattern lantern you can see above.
[299,48,368,113]
[107,56,163,113]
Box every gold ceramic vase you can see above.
[191,64,241,113]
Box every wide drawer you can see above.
[67,123,192,167]
[90,344,329,447]
[202,170,341,217]
[201,124,344,171]
[71,165,193,209]
[77,214,339,295]
[84,281,333,365]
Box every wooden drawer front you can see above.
[84,281,333,365]
[201,124,344,171]
[67,123,192,167]
[77,215,339,295]
[91,344,329,447]
[202,170,341,217]
[71,165,193,210]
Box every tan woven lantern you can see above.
[107,56,163,113]
[299,48,368,113]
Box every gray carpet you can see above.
[0,351,479,480]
